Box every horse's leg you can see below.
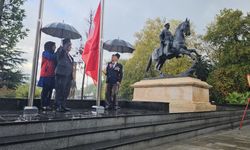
[155,60,160,71]
[159,58,166,72]
[179,48,193,59]
[187,48,200,57]
[155,56,162,71]
[156,62,164,77]
[153,58,162,76]
[159,64,165,77]
[146,56,153,72]
[157,57,167,77]
[178,48,198,76]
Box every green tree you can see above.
[120,18,206,99]
[15,84,41,98]
[84,80,106,100]
[204,9,250,103]
[0,0,28,89]
[85,84,97,96]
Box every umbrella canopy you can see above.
[103,39,135,53]
[41,22,81,39]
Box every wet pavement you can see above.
[0,108,167,124]
[148,125,250,150]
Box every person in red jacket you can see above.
[38,41,56,111]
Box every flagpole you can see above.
[28,0,44,106]
[96,0,104,107]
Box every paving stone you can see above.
[147,125,250,150]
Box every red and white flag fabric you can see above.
[82,2,101,85]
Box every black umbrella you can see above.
[103,39,135,53]
[41,22,81,39]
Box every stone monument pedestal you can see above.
[131,77,216,113]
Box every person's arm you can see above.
[56,46,66,63]
[57,46,66,58]
[106,63,110,75]
[167,31,173,41]
[105,63,110,83]
[42,51,55,60]
[102,66,107,75]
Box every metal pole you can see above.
[96,0,105,106]
[28,0,44,106]
[81,64,86,100]
[239,98,250,129]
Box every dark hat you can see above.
[164,23,170,27]
[113,53,120,59]
[62,38,71,45]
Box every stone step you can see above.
[65,119,250,150]
[0,110,247,138]
[0,114,247,150]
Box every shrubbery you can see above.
[226,92,250,104]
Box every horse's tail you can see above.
[146,56,152,72]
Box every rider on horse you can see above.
[159,23,174,56]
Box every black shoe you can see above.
[62,107,71,111]
[56,107,66,112]
[46,106,53,111]
[105,105,111,110]
[41,106,52,111]
[114,106,120,110]
[41,107,47,111]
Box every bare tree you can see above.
[80,9,94,100]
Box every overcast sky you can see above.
[17,0,250,86]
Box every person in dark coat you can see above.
[105,53,123,110]
[55,38,73,112]
[38,41,56,111]
[159,23,173,54]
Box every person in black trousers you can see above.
[55,39,73,112]
[38,41,56,111]
[105,53,123,110]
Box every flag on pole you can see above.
[82,2,101,85]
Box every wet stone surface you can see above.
[0,108,167,124]
[148,125,250,150]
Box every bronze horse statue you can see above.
[146,19,200,77]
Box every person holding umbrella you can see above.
[102,38,134,110]
[104,53,123,110]
[54,38,74,112]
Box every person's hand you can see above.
[102,69,107,75]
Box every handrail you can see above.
[239,98,250,129]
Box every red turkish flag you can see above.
[82,2,101,85]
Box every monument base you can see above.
[132,77,216,113]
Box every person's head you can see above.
[164,23,170,30]
[62,38,72,52]
[44,41,56,53]
[112,53,120,62]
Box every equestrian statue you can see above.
[146,18,200,77]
